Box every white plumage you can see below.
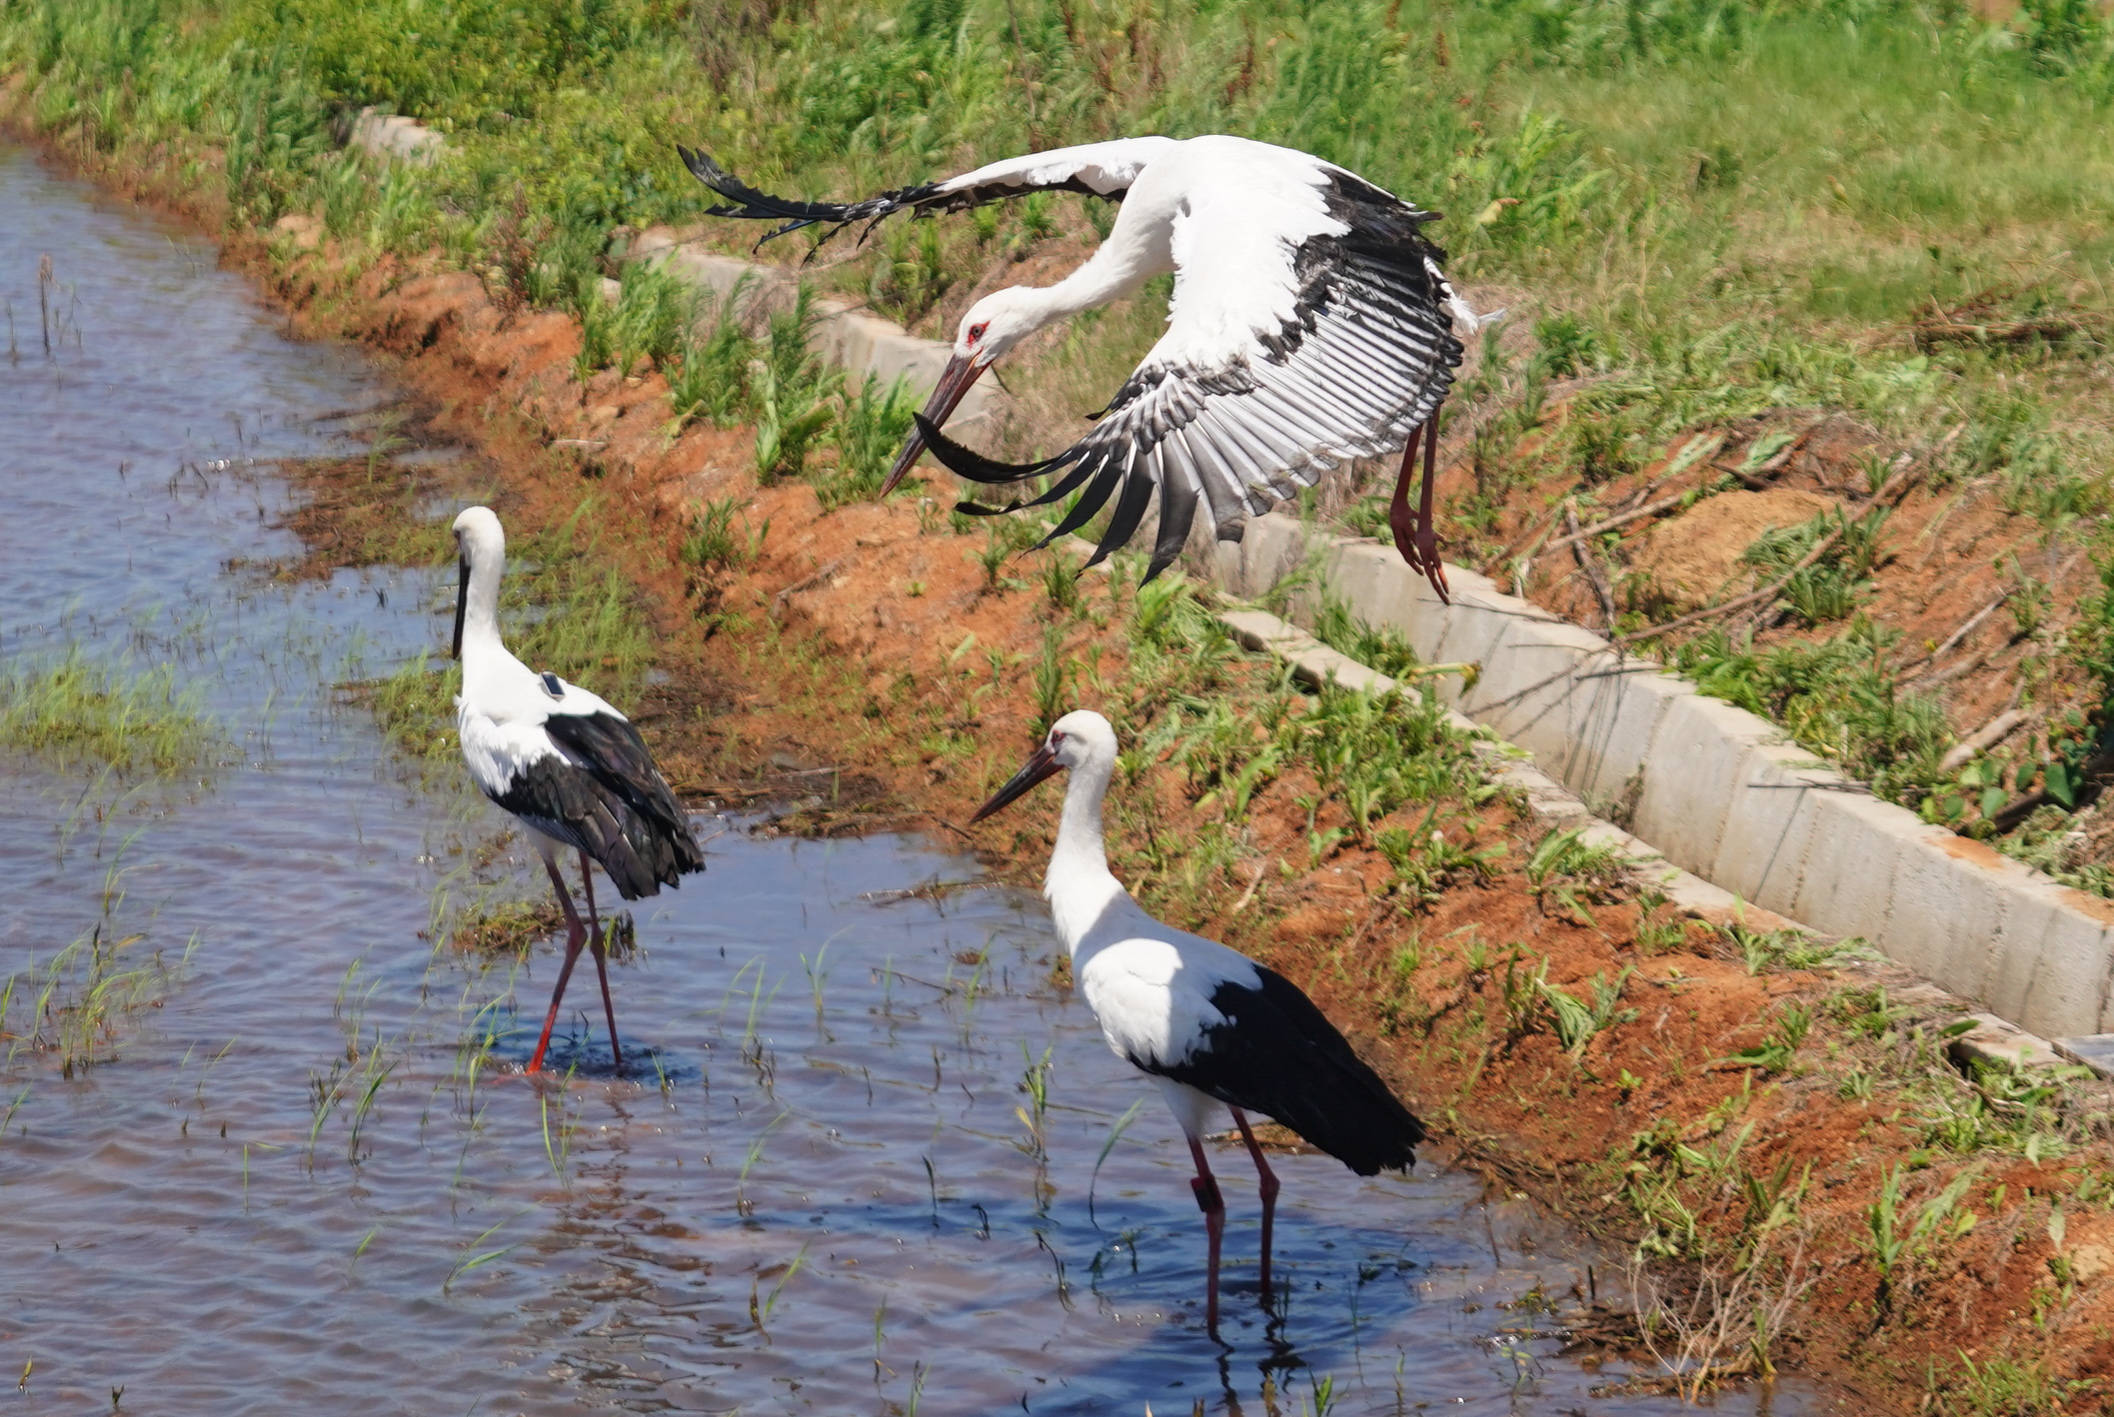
[451,506,705,1074]
[972,710,1426,1336]
[457,676,622,829]
[684,135,1483,600]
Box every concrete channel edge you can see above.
[343,116,2114,1071]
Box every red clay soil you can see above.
[20,121,2114,1414]
[1439,395,2098,776]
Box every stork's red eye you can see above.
[968,321,988,343]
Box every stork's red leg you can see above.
[1387,418,1451,604]
[577,850,624,1070]
[578,849,602,938]
[1187,1135,1227,1339]
[527,855,590,1074]
[588,935,624,1071]
[1231,1109,1281,1302]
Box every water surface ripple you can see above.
[0,146,1807,1415]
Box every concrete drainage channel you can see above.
[344,114,2114,1075]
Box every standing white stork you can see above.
[680,136,1486,601]
[449,506,706,1074]
[971,710,1426,1336]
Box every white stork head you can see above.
[450,505,506,659]
[970,710,1117,822]
[881,285,1057,495]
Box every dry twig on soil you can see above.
[1567,501,1619,628]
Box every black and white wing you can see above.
[1144,965,1427,1176]
[678,137,1177,249]
[920,147,1472,581]
[462,676,705,900]
[539,707,704,887]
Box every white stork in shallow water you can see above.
[450,506,706,1074]
[972,710,1426,1336]
[680,136,1488,601]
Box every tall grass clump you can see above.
[815,373,917,511]
[667,280,759,429]
[1669,621,1952,810]
[753,287,841,481]
[0,648,218,775]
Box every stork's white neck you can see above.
[1011,219,1173,336]
[459,546,506,660]
[1043,751,1127,956]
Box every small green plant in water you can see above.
[1,921,195,1078]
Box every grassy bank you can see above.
[7,0,2113,887]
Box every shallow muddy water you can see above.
[0,145,1816,1415]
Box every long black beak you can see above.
[970,740,1062,823]
[882,351,988,496]
[450,555,469,659]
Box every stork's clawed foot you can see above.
[1387,509,1451,605]
[1411,523,1450,604]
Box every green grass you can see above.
[1927,1349,2100,1417]
[1079,569,1498,927]
[819,372,918,511]
[665,278,759,429]
[0,647,219,775]
[1667,620,1953,813]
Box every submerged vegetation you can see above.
[1,885,195,1082]
[0,647,218,775]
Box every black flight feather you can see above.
[680,145,1132,253]
[1034,459,1126,549]
[1087,464,1157,569]
[1140,967,1425,1176]
[1145,466,1200,583]
[912,413,1070,486]
[514,711,707,900]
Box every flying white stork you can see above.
[450,506,707,1074]
[971,710,1426,1336]
[680,136,1484,601]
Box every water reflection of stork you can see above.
[449,506,706,1074]
[682,136,1486,600]
[972,710,1426,1337]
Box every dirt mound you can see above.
[1630,488,1838,611]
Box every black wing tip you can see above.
[676,143,738,196]
[913,413,1065,485]
[1328,1108,1427,1175]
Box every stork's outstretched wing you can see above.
[678,137,1178,251]
[920,146,1473,582]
